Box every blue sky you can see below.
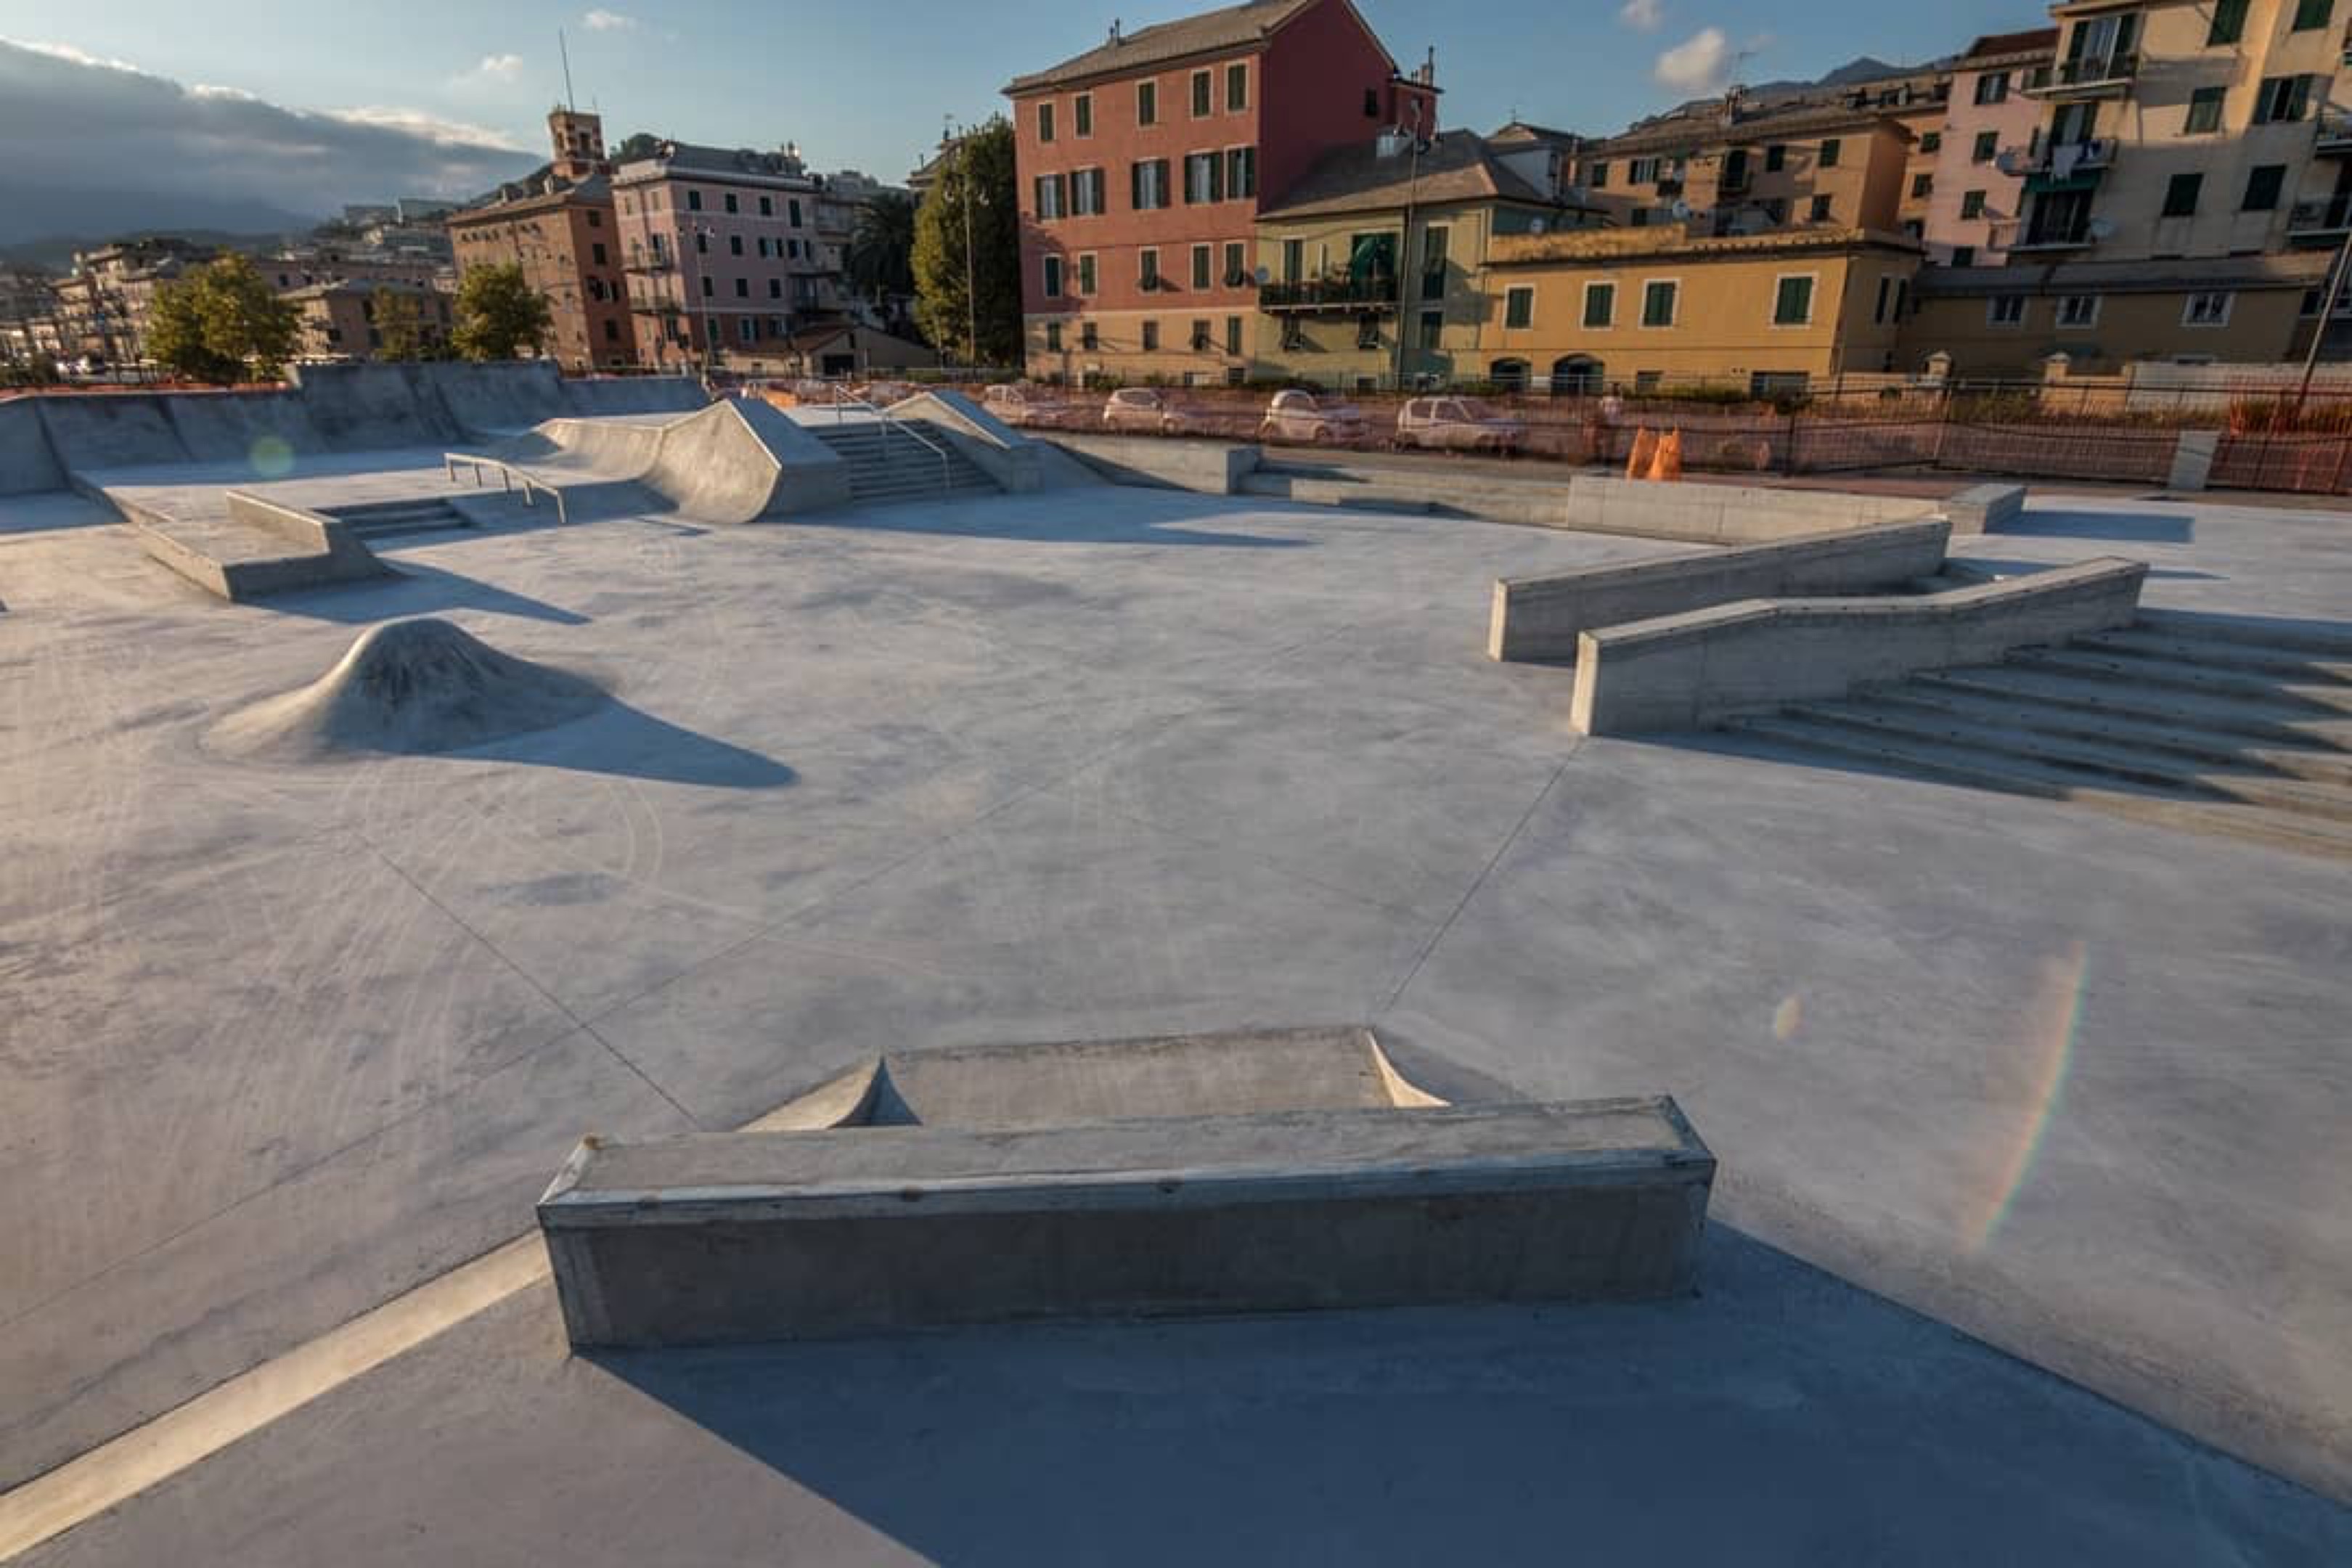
[0,0,2041,190]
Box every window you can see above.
[2209,0,2248,43]
[1139,248,1160,289]
[1191,70,1212,118]
[2184,86,2226,136]
[1416,309,1442,350]
[1035,174,1067,219]
[1138,81,1158,126]
[2295,0,2332,30]
[1225,147,1258,199]
[592,242,608,265]
[1281,317,1306,352]
[1972,131,1998,164]
[1356,315,1381,350]
[1809,194,1834,221]
[729,234,744,256]
[1584,281,1615,327]
[1818,138,1841,168]
[1629,156,1660,184]
[1132,159,1170,210]
[1504,285,1535,329]
[1185,152,1224,204]
[1142,319,1159,351]
[587,208,603,227]
[1038,102,1055,143]
[1227,62,1248,112]
[1045,321,1063,352]
[2056,294,2099,327]
[1078,253,1098,295]
[1988,295,2025,326]
[695,232,709,253]
[1589,160,1610,188]
[1043,256,1064,298]
[1081,321,1099,351]
[1281,238,1303,283]
[1911,173,1934,199]
[790,200,803,226]
[1635,370,1662,393]
[734,277,748,298]
[1226,315,1244,354]
[2184,290,2234,326]
[1073,168,1105,216]
[2244,163,2287,211]
[1951,245,1976,266]
[1225,241,1247,286]
[1192,244,1212,289]
[604,319,619,342]
[1919,131,1941,153]
[724,192,740,214]
[1874,274,1892,324]
[768,277,782,299]
[1961,189,1987,219]
[1421,225,1448,298]
[1974,72,2009,105]
[2253,75,2314,125]
[1363,87,1380,117]
[759,195,773,216]
[1641,279,1678,327]
[2163,172,2203,218]
[687,189,703,211]
[1765,144,1787,172]
[1191,318,1212,350]
[1075,94,1093,136]
[1773,274,1815,325]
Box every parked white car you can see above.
[1101,386,1201,434]
[1258,388,1369,445]
[982,383,1060,426]
[1394,396,1527,454]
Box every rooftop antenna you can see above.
[559,28,576,112]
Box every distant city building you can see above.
[54,238,216,368]
[444,107,638,370]
[284,278,455,362]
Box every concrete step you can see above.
[326,499,469,540]
[2007,647,2352,715]
[1723,713,2352,861]
[1864,684,2352,785]
[1784,698,2352,822]
[1916,666,2352,748]
[2135,608,2352,660]
[2073,626,2352,685]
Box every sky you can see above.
[0,0,2041,211]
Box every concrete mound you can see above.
[212,618,606,761]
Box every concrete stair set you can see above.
[320,497,471,542]
[808,422,999,505]
[1727,611,2352,857]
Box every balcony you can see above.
[2025,52,2137,97]
[2289,196,2352,242]
[2319,111,2352,156]
[624,254,674,274]
[1998,138,2118,180]
[1259,274,1400,313]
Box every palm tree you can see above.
[848,192,918,331]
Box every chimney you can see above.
[1109,18,1122,45]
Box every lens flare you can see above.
[1966,939,2091,1252]
[1772,995,1802,1041]
[249,434,295,480]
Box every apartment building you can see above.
[446,108,637,371]
[262,249,449,295]
[1578,97,1916,238]
[1252,129,1596,388]
[1918,30,2059,264]
[1479,225,1924,393]
[1007,0,1440,383]
[613,142,843,372]
[52,238,216,367]
[284,279,455,362]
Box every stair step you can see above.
[1916,666,2352,748]
[1865,685,2352,784]
[1723,714,2352,860]
[2135,608,2352,661]
[2072,626,2352,684]
[2008,648,2352,714]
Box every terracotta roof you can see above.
[1594,98,1913,157]
[1961,28,2059,61]
[1259,130,1561,219]
[1006,0,1331,93]
[1919,253,2331,297]
[1488,121,1584,147]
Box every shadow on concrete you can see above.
[1999,510,2194,544]
[457,698,796,788]
[828,492,1310,550]
[579,1222,2340,1564]
[267,561,592,627]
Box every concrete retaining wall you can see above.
[1563,474,1940,543]
[165,390,327,464]
[1490,519,1953,663]
[539,1096,1714,1347]
[563,375,710,418]
[420,360,567,434]
[1569,558,2149,735]
[0,398,65,494]
[34,393,193,473]
[288,363,464,452]
[1041,432,1261,493]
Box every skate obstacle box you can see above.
[536,1026,1715,1347]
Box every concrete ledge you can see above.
[1569,558,2148,734]
[888,390,1044,494]
[1040,432,1260,494]
[1944,483,2027,536]
[1490,518,1953,663]
[1241,464,1569,526]
[539,1097,1714,1347]
[134,490,391,602]
[1564,475,1940,543]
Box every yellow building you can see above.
[1251,128,1596,388]
[1577,99,1918,239]
[1477,225,1924,393]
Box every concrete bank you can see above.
[1040,432,1261,493]
[1490,518,1953,663]
[1570,558,2149,734]
[134,490,391,602]
[539,1097,1715,1347]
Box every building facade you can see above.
[1580,98,1917,239]
[446,108,638,370]
[1007,0,1440,383]
[285,279,456,363]
[1914,30,2059,265]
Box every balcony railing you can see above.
[2290,197,2352,239]
[2319,111,2352,155]
[1998,138,2118,178]
[1259,275,1400,312]
[624,255,674,274]
[2025,52,2137,94]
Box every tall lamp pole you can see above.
[2295,216,2352,415]
[957,126,980,369]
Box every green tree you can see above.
[451,263,554,361]
[370,287,433,362]
[849,191,918,324]
[147,255,301,383]
[613,131,662,162]
[912,118,1020,365]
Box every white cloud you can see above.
[1618,0,1664,32]
[453,52,526,88]
[3,36,140,73]
[582,9,638,30]
[1654,27,1731,91]
[328,106,524,150]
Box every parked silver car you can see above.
[1259,388,1369,445]
[1394,396,1527,454]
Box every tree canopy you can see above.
[451,263,554,361]
[912,119,1020,366]
[369,287,435,362]
[849,191,918,321]
[147,254,300,383]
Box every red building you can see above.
[1006,0,1437,384]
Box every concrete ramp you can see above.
[165,391,327,467]
[640,397,849,523]
[289,364,463,452]
[0,398,65,495]
[35,394,192,473]
[563,375,709,418]
[499,415,672,478]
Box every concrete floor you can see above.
[1,469,2348,1559]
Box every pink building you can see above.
[1922,30,2059,266]
[613,142,840,371]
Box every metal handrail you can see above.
[820,385,955,492]
[442,452,569,526]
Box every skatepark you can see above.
[1,365,2348,1562]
